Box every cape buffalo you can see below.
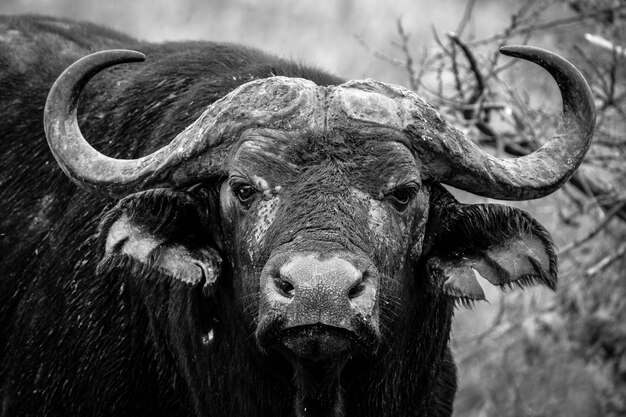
[0,15,595,417]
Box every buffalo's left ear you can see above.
[423,186,557,306]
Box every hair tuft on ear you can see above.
[96,189,222,288]
[423,186,558,306]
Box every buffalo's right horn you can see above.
[44,50,320,198]
[414,45,596,200]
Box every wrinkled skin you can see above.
[1,15,562,417]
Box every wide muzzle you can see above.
[256,251,380,360]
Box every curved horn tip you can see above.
[44,49,149,197]
[499,45,548,58]
[81,49,146,65]
[105,49,146,61]
[498,45,575,67]
[499,45,525,55]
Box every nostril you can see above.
[273,276,295,298]
[348,281,366,299]
[348,269,372,299]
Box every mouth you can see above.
[257,316,381,361]
[281,324,354,361]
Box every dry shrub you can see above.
[372,0,626,415]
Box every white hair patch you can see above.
[252,196,280,245]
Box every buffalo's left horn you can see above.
[44,50,190,197]
[417,45,596,200]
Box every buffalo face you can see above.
[217,130,430,363]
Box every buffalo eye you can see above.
[233,183,258,208]
[386,186,418,212]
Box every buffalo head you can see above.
[42,46,595,416]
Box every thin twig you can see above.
[560,200,626,255]
[430,24,451,56]
[447,32,485,105]
[455,0,477,38]
[471,5,626,46]
[354,36,407,67]
[560,183,587,214]
[585,33,626,57]
[584,241,626,277]
[412,45,432,94]
[573,45,611,95]
[449,41,465,101]
[396,19,418,91]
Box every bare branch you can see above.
[447,32,485,105]
[354,35,407,67]
[396,19,418,91]
[455,0,477,38]
[585,33,626,57]
[449,41,465,101]
[429,24,449,55]
[584,241,626,277]
[560,200,626,255]
[471,4,626,46]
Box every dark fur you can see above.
[0,15,557,417]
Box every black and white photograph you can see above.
[0,1,624,416]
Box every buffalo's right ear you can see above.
[423,185,557,307]
[96,189,222,291]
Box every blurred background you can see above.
[2,0,625,416]
[0,0,572,84]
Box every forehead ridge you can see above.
[233,131,419,194]
[235,128,414,162]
